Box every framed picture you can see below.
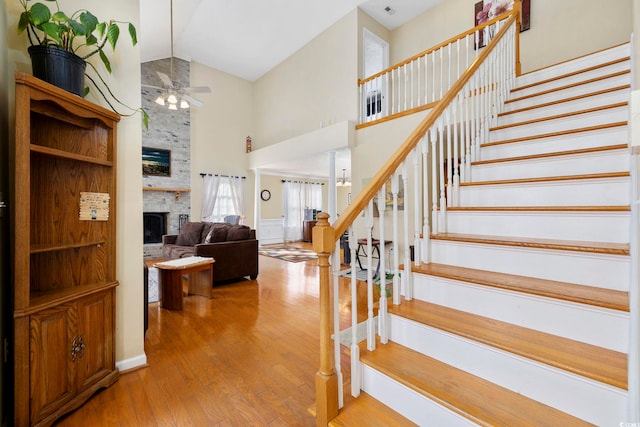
[142,147,171,177]
[475,0,531,49]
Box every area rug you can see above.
[259,245,318,263]
[147,267,159,303]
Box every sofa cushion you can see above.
[204,223,229,243]
[175,222,204,246]
[226,224,251,241]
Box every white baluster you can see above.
[376,187,388,343]
[424,54,429,105]
[402,162,412,300]
[417,56,421,107]
[410,60,415,109]
[391,173,400,305]
[403,64,408,112]
[348,225,360,397]
[365,202,375,351]
[432,50,436,103]
[422,135,430,264]
[445,106,453,207]
[332,240,344,409]
[430,127,438,234]
[437,117,447,232]
[452,95,460,206]
[412,147,422,267]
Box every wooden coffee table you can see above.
[154,256,215,310]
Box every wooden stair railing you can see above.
[313,3,522,425]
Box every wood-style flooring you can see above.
[55,243,365,426]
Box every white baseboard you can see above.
[116,353,148,372]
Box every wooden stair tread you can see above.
[507,69,631,104]
[411,262,629,311]
[511,57,630,94]
[491,102,628,131]
[459,171,630,187]
[388,299,627,389]
[500,84,631,117]
[471,143,628,166]
[481,121,627,147]
[359,340,595,426]
[431,232,629,255]
[446,205,630,212]
[328,391,418,427]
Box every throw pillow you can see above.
[208,224,229,242]
[226,225,251,241]
[175,222,204,246]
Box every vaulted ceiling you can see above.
[139,0,442,82]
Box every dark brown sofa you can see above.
[162,221,258,284]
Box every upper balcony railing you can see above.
[358,10,521,126]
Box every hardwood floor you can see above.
[56,243,366,426]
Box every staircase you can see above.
[338,43,633,426]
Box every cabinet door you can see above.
[76,290,115,391]
[30,304,77,424]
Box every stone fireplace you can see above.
[142,57,191,259]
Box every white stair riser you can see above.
[429,239,629,290]
[458,177,631,207]
[470,150,629,182]
[412,274,629,352]
[505,73,630,112]
[360,365,477,427]
[445,210,630,244]
[489,106,628,142]
[514,44,630,87]
[479,127,627,160]
[499,88,630,125]
[388,316,628,426]
[511,60,630,99]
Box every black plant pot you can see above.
[28,45,86,97]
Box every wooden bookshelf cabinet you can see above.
[12,73,120,427]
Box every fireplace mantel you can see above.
[143,187,191,200]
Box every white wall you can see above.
[390,0,633,75]
[5,0,145,369]
[253,10,359,148]
[189,62,255,224]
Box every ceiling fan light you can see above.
[167,94,178,104]
[180,99,189,109]
[168,103,178,111]
[155,96,165,106]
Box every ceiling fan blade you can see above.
[142,84,164,91]
[182,94,204,107]
[156,71,174,87]
[184,86,212,94]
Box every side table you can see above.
[154,256,215,310]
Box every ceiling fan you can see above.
[142,0,211,109]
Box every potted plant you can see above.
[18,0,148,127]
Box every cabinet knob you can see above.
[71,334,86,361]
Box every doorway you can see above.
[363,28,389,120]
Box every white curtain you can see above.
[202,174,222,222]
[283,181,323,242]
[228,176,245,223]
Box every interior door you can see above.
[363,28,389,120]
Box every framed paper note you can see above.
[79,192,110,221]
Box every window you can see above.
[201,175,245,223]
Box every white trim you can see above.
[116,353,147,372]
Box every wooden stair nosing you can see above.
[411,262,629,312]
[512,57,630,94]
[490,102,628,132]
[359,340,596,426]
[481,121,628,148]
[388,299,628,389]
[499,85,631,118]
[446,205,630,212]
[471,143,628,166]
[460,171,629,188]
[430,232,630,256]
[507,69,631,104]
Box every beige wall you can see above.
[253,10,359,148]
[5,0,145,368]
[390,0,633,75]
[189,62,255,224]
[260,175,285,219]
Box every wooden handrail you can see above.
[358,7,521,85]
[335,11,519,242]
